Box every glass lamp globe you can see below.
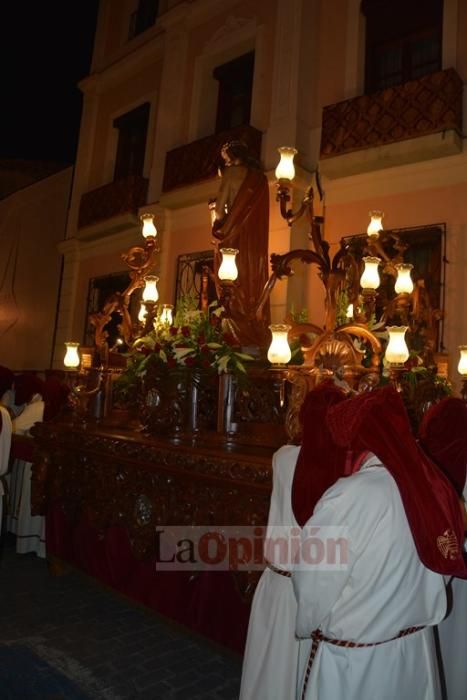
[142,275,159,303]
[458,346,467,377]
[367,211,384,238]
[64,342,80,369]
[140,213,157,239]
[160,304,174,326]
[218,248,239,281]
[385,326,409,365]
[395,264,414,295]
[360,257,381,291]
[138,303,148,323]
[275,147,297,181]
[267,324,292,366]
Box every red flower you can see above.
[222,332,237,346]
[181,326,191,337]
[184,356,195,367]
[200,345,210,354]
[209,316,219,326]
[198,334,206,345]
[169,326,178,336]
[167,357,177,368]
[202,359,211,369]
[154,343,161,352]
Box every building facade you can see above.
[0,164,72,370]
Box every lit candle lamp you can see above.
[346,303,354,320]
[140,213,157,240]
[267,324,292,366]
[458,345,467,401]
[458,346,467,376]
[138,303,148,323]
[360,256,381,291]
[385,326,409,365]
[395,263,414,295]
[367,211,384,238]
[142,275,159,303]
[218,248,239,282]
[160,304,174,326]
[64,342,80,369]
[275,147,297,181]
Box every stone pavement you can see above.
[0,534,242,699]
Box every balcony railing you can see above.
[162,125,262,192]
[320,68,463,159]
[78,175,149,229]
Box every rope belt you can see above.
[301,625,425,700]
[265,560,292,578]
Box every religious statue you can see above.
[210,140,270,348]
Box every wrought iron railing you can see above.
[320,68,463,159]
[78,175,149,229]
[162,125,262,192]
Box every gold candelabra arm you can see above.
[121,237,160,272]
[142,301,158,334]
[276,182,314,227]
[70,370,104,423]
[388,364,405,392]
[361,288,377,321]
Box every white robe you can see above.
[0,406,13,535]
[294,454,446,700]
[239,444,305,700]
[7,394,46,558]
[437,480,467,700]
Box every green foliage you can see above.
[288,305,309,323]
[114,298,255,406]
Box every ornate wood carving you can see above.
[162,125,262,192]
[78,175,149,229]
[30,421,272,568]
[320,68,462,159]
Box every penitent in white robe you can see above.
[0,406,13,535]
[7,394,46,558]
[239,444,306,700]
[437,480,467,700]
[294,454,446,700]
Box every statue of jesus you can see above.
[211,140,270,348]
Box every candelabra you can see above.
[89,213,160,364]
[262,148,443,385]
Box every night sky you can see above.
[0,2,99,165]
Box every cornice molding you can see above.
[323,144,467,205]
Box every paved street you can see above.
[0,534,242,699]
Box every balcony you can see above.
[78,175,149,230]
[320,69,463,177]
[162,125,262,193]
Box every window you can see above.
[113,103,150,181]
[128,0,159,39]
[343,223,446,350]
[84,271,139,349]
[362,0,443,93]
[175,251,216,310]
[213,52,255,133]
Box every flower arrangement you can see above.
[112,296,254,407]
